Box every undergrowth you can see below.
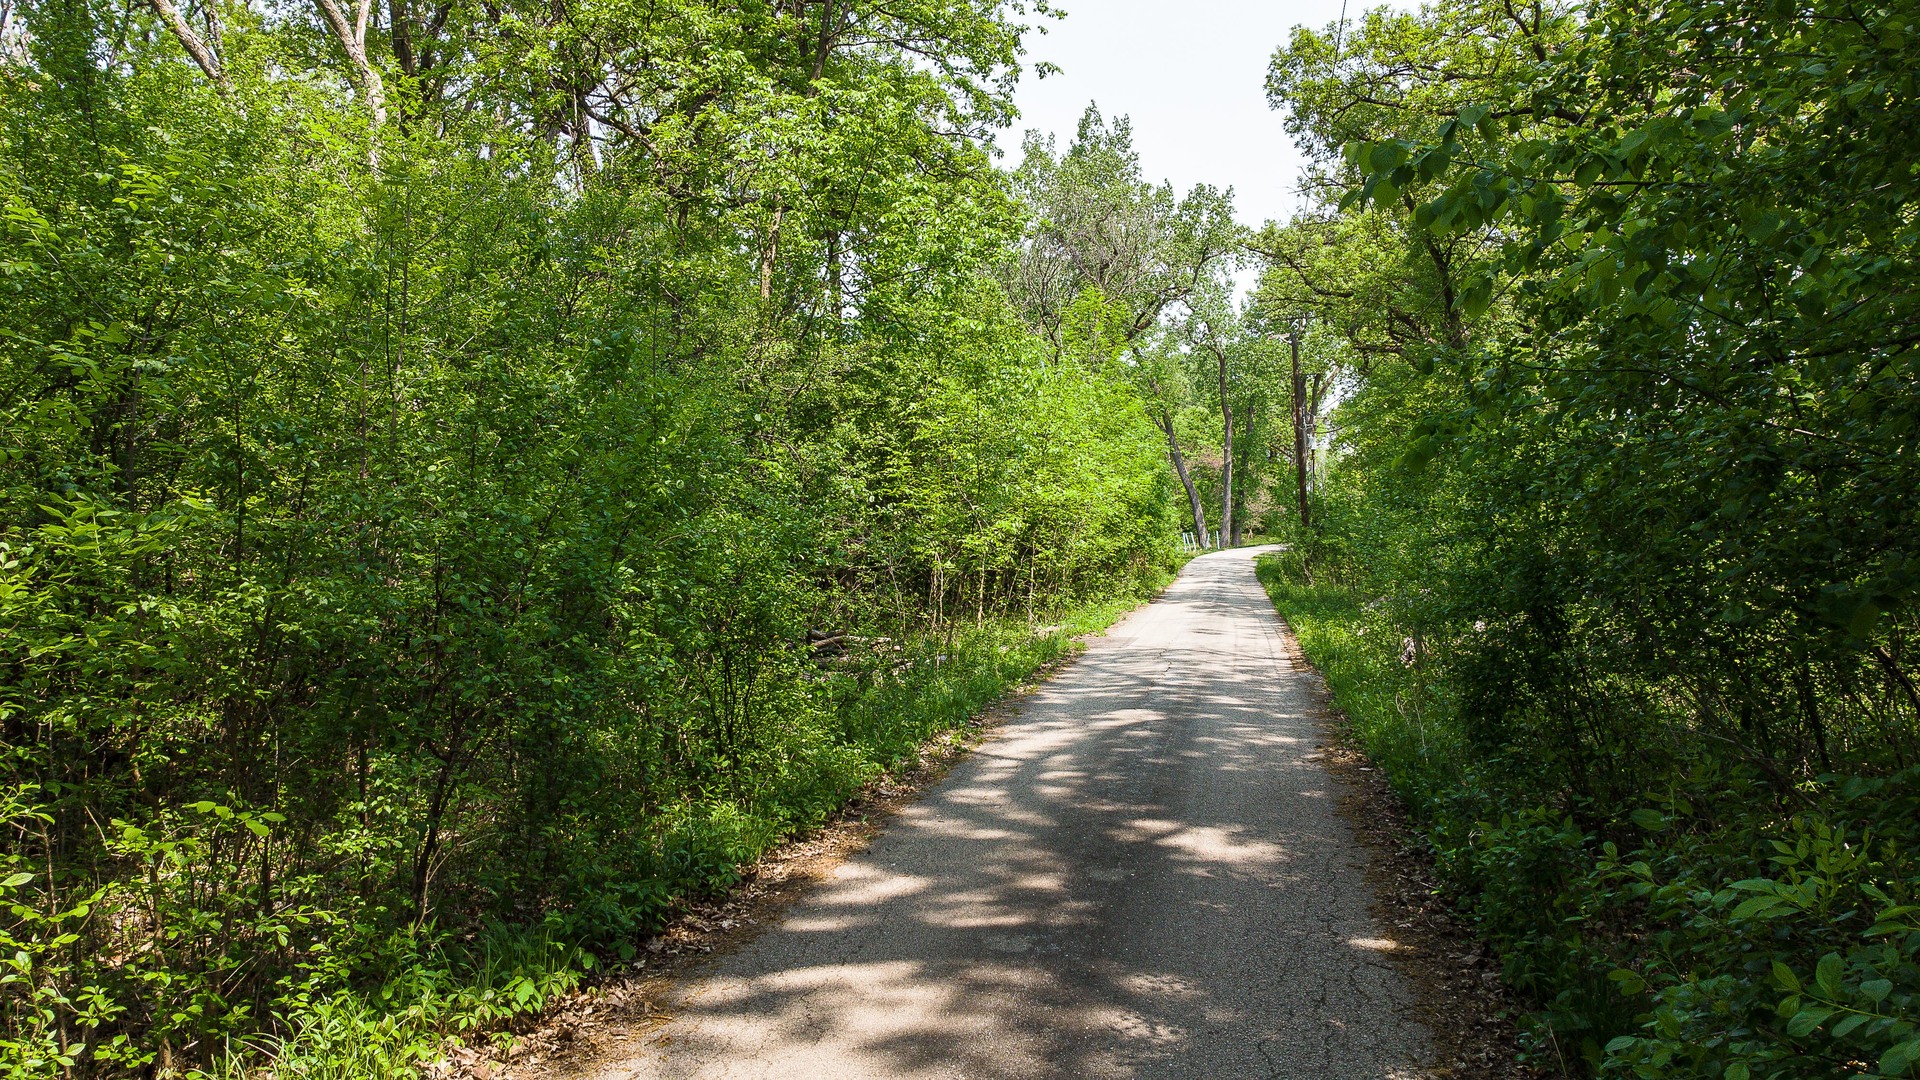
[1256,552,1920,1079]
[139,588,1159,1078]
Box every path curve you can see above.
[585,546,1429,1079]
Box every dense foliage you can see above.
[0,0,1208,1071]
[13,0,1914,1071]
[1260,0,1920,1075]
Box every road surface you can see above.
[585,546,1429,1079]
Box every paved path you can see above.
[588,547,1428,1079]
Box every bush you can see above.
[1258,551,1920,1076]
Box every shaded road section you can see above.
[586,546,1429,1079]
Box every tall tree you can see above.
[1261,0,1920,1068]
[1002,105,1240,544]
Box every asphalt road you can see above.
[588,546,1429,1079]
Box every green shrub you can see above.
[1258,553,1920,1077]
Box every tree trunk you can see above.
[388,0,418,77]
[1216,344,1233,549]
[150,0,233,95]
[759,204,783,301]
[313,0,387,159]
[1290,327,1310,529]
[571,89,599,180]
[757,1,830,306]
[1230,401,1250,544]
[827,229,843,321]
[1160,414,1208,544]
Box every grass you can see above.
[1252,556,1464,814]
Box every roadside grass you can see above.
[1252,554,1465,813]
[1252,551,1620,1072]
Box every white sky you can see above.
[999,0,1373,230]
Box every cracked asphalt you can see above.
[585,546,1430,1079]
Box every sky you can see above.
[997,0,1369,230]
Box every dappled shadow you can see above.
[605,547,1429,1079]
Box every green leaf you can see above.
[1863,978,1894,1004]
[1833,1013,1869,1038]
[0,873,32,889]
[1629,808,1667,831]
[1772,960,1801,992]
[1458,279,1493,319]
[1399,435,1440,473]
[1731,894,1786,919]
[1880,1037,1920,1076]
[1816,952,1844,998]
[1607,968,1647,994]
[1849,600,1882,638]
[1786,1005,1834,1036]
[1368,141,1407,173]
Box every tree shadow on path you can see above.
[601,548,1429,1080]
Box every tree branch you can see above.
[313,0,387,132]
[149,0,233,95]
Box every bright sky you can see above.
[999,0,1372,230]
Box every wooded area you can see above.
[1255,0,1920,1076]
[1,0,1916,1074]
[0,0,1229,1070]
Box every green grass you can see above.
[1253,557,1465,815]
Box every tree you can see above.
[1002,105,1240,544]
[1262,0,1920,1069]
[1177,286,1248,545]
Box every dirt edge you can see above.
[1279,623,1560,1080]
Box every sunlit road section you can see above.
[587,546,1429,1079]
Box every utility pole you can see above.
[1290,325,1311,530]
